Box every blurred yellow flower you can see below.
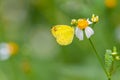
[51,25,74,45]
[22,60,31,73]
[91,14,99,23]
[105,0,117,8]
[8,42,19,55]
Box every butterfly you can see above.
[51,25,74,45]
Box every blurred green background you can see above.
[0,0,120,80]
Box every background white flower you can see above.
[0,43,10,61]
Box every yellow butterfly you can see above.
[51,25,74,45]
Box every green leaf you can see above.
[105,50,114,76]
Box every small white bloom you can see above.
[75,19,94,40]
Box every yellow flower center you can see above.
[8,42,18,55]
[77,19,88,30]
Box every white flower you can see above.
[75,19,94,40]
[0,43,10,61]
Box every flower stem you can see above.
[108,78,111,80]
[9,58,18,80]
[89,38,110,79]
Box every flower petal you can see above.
[87,18,92,24]
[75,27,84,40]
[85,27,94,38]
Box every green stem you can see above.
[9,57,18,80]
[108,78,111,80]
[89,38,110,79]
